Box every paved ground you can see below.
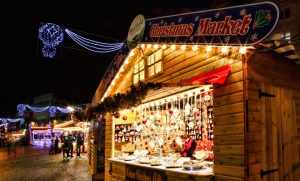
[0,145,91,181]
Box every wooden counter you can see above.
[109,158,213,181]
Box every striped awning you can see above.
[261,40,300,64]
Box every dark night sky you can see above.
[0,0,217,117]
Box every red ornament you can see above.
[122,115,127,120]
[168,109,173,115]
[142,118,147,124]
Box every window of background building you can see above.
[281,32,291,43]
[133,58,145,84]
[147,49,163,77]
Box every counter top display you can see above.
[109,157,213,180]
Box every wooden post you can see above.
[105,113,113,181]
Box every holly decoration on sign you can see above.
[253,10,271,29]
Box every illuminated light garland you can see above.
[67,33,121,52]
[0,118,25,124]
[65,29,123,53]
[38,23,64,58]
[17,104,74,117]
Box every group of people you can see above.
[60,132,84,159]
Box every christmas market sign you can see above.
[127,14,145,50]
[142,1,279,46]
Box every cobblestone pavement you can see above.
[0,145,91,181]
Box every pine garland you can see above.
[89,82,161,114]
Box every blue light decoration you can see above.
[49,106,57,117]
[38,23,64,58]
[57,107,72,113]
[65,29,123,53]
[17,104,26,116]
[0,118,25,124]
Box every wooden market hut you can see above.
[90,43,300,181]
[89,2,300,180]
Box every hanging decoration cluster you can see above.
[17,104,73,117]
[90,82,161,114]
[38,23,124,58]
[38,23,64,58]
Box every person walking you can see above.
[67,134,75,158]
[54,136,59,154]
[76,132,83,158]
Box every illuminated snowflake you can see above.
[178,17,182,23]
[194,16,199,22]
[224,36,230,43]
[250,33,258,41]
[240,8,247,16]
[38,23,64,58]
[215,12,220,18]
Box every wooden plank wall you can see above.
[105,113,114,181]
[213,59,245,181]
[246,50,300,181]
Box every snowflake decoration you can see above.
[148,22,152,26]
[240,8,247,16]
[194,16,199,22]
[178,17,182,23]
[38,23,64,58]
[160,20,164,25]
[215,12,220,18]
[250,33,258,41]
[224,36,230,43]
[189,36,194,41]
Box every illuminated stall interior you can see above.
[109,43,246,160]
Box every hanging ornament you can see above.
[173,107,179,117]
[188,121,194,128]
[114,112,120,118]
[146,119,151,127]
[204,94,211,101]
[122,115,127,120]
[142,118,147,124]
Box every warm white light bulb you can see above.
[162,44,167,49]
[192,45,198,51]
[221,46,228,53]
[239,47,247,54]
[154,44,159,49]
[206,46,212,52]
[147,44,152,48]
[171,45,176,50]
[180,45,186,50]
[141,44,145,49]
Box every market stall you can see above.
[91,2,300,181]
[53,120,89,153]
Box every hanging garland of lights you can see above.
[89,82,161,114]
[65,29,123,53]
[16,104,73,117]
[38,23,124,58]
[0,118,25,124]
